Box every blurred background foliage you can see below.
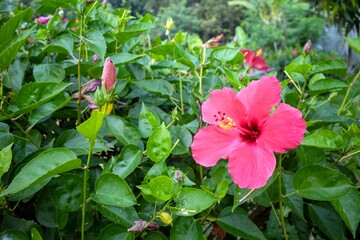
[1,0,359,72]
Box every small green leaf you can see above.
[84,29,106,60]
[97,205,139,228]
[308,78,347,94]
[76,110,105,141]
[147,123,172,162]
[170,217,203,240]
[35,190,68,229]
[98,223,135,240]
[117,22,154,44]
[105,115,141,146]
[1,148,80,196]
[134,80,173,97]
[31,228,43,240]
[91,173,136,207]
[149,175,174,201]
[0,144,12,181]
[308,202,345,240]
[138,102,160,138]
[211,46,242,63]
[0,123,14,149]
[43,33,74,56]
[294,165,353,200]
[112,145,142,179]
[346,37,360,55]
[331,188,360,238]
[311,59,347,77]
[33,64,65,82]
[301,130,343,150]
[169,125,192,155]
[174,188,216,215]
[217,207,266,240]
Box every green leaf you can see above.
[0,144,12,181]
[0,230,29,240]
[331,188,360,238]
[76,110,105,141]
[0,25,35,69]
[134,80,174,97]
[35,190,68,229]
[0,8,33,47]
[84,29,106,60]
[301,130,343,150]
[170,217,203,240]
[147,123,172,162]
[105,115,141,146]
[282,172,305,220]
[29,92,71,129]
[33,64,66,82]
[138,102,160,138]
[311,59,347,77]
[91,173,137,207]
[98,223,135,240]
[117,22,154,44]
[211,46,242,63]
[174,188,216,215]
[308,78,347,95]
[346,37,360,55]
[169,125,192,155]
[31,228,43,240]
[9,177,52,201]
[3,58,29,92]
[43,33,74,56]
[148,175,174,201]
[308,202,345,240]
[97,205,139,228]
[48,173,83,212]
[294,165,353,200]
[296,145,327,166]
[112,145,142,179]
[217,207,266,240]
[0,123,14,149]
[1,148,80,196]
[0,82,72,121]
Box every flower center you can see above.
[239,122,261,143]
[213,111,236,130]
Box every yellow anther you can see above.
[218,117,236,130]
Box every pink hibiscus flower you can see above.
[191,76,306,189]
[241,49,270,71]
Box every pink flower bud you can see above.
[36,16,51,25]
[101,57,116,92]
[303,40,312,54]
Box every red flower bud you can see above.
[101,57,116,92]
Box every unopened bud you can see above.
[165,17,174,31]
[159,212,172,225]
[128,220,147,232]
[174,170,184,183]
[101,57,116,92]
[303,40,312,54]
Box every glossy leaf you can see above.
[43,33,74,56]
[134,80,173,97]
[308,202,345,240]
[91,173,136,207]
[331,188,360,238]
[0,230,29,240]
[301,130,343,150]
[112,145,142,179]
[138,102,160,138]
[0,123,14,149]
[174,188,216,215]
[1,148,80,196]
[148,175,174,201]
[97,205,139,228]
[170,217,203,240]
[311,59,347,77]
[294,165,353,200]
[31,228,43,240]
[282,172,305,220]
[217,207,266,240]
[76,110,105,141]
[35,190,68,228]
[84,29,106,60]
[169,125,192,155]
[33,64,65,82]
[105,115,141,146]
[346,37,360,55]
[211,46,242,62]
[98,224,134,240]
[147,123,172,162]
[0,144,12,180]
[308,78,347,94]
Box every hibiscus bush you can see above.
[0,1,360,239]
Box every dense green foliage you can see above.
[0,0,360,239]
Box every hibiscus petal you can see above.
[228,144,276,189]
[240,49,255,67]
[237,76,281,126]
[191,125,241,167]
[252,56,270,71]
[257,103,306,152]
[202,87,245,126]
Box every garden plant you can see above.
[0,0,360,239]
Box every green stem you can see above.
[198,47,207,96]
[77,15,84,125]
[177,64,184,114]
[338,71,360,116]
[81,140,94,240]
[333,148,360,166]
[278,155,288,240]
[6,115,40,148]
